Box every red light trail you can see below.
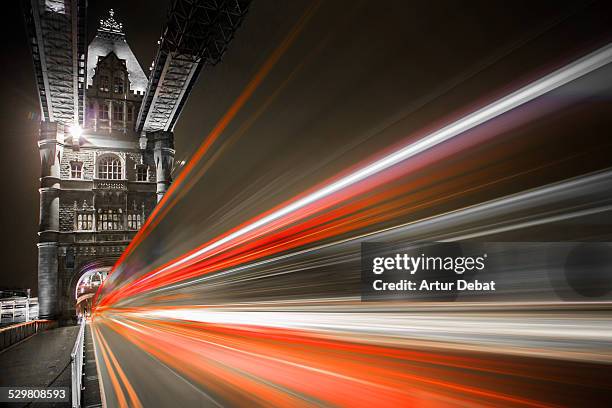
[96,42,612,309]
[90,37,612,408]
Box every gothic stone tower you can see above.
[37,10,175,321]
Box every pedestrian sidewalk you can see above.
[0,325,79,407]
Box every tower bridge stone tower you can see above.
[36,10,174,321]
[25,0,249,321]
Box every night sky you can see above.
[1,0,611,294]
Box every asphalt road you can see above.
[93,321,220,407]
[91,306,612,407]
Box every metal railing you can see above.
[0,319,55,351]
[0,297,38,325]
[71,318,86,408]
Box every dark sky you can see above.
[1,1,611,294]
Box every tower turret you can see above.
[149,131,175,202]
[37,122,65,319]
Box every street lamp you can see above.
[69,124,83,142]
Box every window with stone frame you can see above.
[112,102,124,121]
[113,75,124,94]
[136,165,148,182]
[70,161,83,179]
[87,101,95,121]
[75,212,94,231]
[100,102,109,120]
[127,104,134,122]
[97,208,123,231]
[127,213,142,230]
[99,74,110,92]
[97,155,122,179]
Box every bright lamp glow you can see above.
[69,124,83,138]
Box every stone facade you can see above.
[37,13,174,322]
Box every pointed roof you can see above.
[86,9,148,94]
[98,9,123,35]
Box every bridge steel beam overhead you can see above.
[23,0,87,126]
[137,0,251,134]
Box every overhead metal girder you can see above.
[137,0,251,133]
[23,0,87,126]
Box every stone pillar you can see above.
[37,242,59,319]
[37,122,63,319]
[149,131,175,202]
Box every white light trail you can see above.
[124,305,612,363]
[142,43,612,282]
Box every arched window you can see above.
[97,155,122,179]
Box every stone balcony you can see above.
[93,179,127,191]
[70,230,137,244]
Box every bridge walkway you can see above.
[0,325,78,407]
